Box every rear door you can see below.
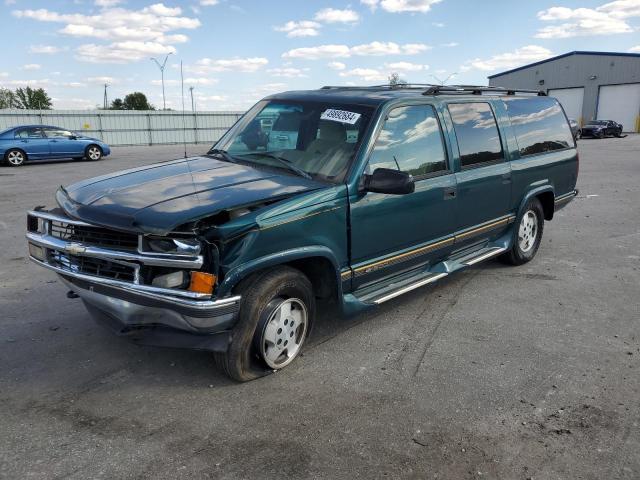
[445,101,512,244]
[349,103,457,289]
[14,127,49,158]
[43,128,82,157]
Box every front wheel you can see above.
[85,145,102,161]
[501,198,544,266]
[215,266,315,382]
[4,149,26,167]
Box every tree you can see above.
[388,72,407,87]
[123,92,154,110]
[14,87,53,109]
[0,88,17,109]
[110,98,124,110]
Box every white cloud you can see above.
[630,45,640,52]
[151,77,218,86]
[361,0,442,13]
[441,42,458,47]
[274,20,321,37]
[13,4,200,63]
[200,0,219,5]
[22,64,41,70]
[328,61,346,70]
[314,8,360,23]
[95,0,123,6]
[29,45,64,54]
[267,67,308,78]
[535,2,639,38]
[186,57,269,74]
[339,68,387,82]
[461,45,553,72]
[385,61,429,71]
[0,79,50,87]
[61,82,87,88]
[86,76,118,84]
[283,41,430,59]
[0,72,9,78]
[432,22,444,27]
[283,44,351,60]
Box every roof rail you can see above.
[321,83,440,90]
[422,85,547,96]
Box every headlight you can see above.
[142,236,201,255]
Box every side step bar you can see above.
[460,246,506,266]
[374,272,448,304]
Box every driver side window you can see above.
[368,104,447,178]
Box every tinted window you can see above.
[448,102,503,168]
[368,105,447,177]
[504,97,574,157]
[15,128,43,139]
[43,128,74,138]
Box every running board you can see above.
[373,272,448,304]
[459,246,506,266]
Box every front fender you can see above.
[216,245,342,297]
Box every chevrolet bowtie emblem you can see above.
[65,243,87,255]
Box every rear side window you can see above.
[15,128,43,139]
[447,102,503,168]
[504,97,574,157]
[368,104,447,177]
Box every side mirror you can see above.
[68,135,77,140]
[363,168,415,195]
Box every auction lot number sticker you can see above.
[321,109,361,125]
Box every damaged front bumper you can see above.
[26,209,241,352]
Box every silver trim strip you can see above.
[29,255,240,309]
[374,272,448,304]
[462,247,507,266]
[27,210,93,227]
[27,231,203,269]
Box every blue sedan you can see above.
[0,125,111,167]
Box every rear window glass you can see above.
[447,102,503,168]
[504,97,574,157]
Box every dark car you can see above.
[0,125,110,167]
[26,85,578,381]
[580,120,623,138]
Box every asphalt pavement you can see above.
[0,137,638,479]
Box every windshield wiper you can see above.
[239,152,312,180]
[206,148,237,164]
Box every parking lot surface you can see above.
[1,138,639,479]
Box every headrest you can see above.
[317,120,346,143]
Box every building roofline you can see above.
[487,51,640,79]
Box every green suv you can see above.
[26,85,578,381]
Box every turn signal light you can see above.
[189,272,216,294]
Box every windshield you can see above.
[212,99,375,183]
[586,121,608,126]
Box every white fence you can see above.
[0,109,244,146]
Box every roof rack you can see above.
[422,85,547,96]
[321,84,440,90]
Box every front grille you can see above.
[50,250,137,282]
[50,221,139,250]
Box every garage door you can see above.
[548,87,584,125]
[597,83,640,132]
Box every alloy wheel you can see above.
[87,147,101,160]
[259,298,308,369]
[518,210,538,253]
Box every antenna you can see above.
[180,60,187,159]
[103,83,109,109]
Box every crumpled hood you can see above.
[57,155,324,235]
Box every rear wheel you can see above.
[501,198,544,266]
[85,145,102,161]
[215,266,315,382]
[4,149,26,167]
[597,130,605,139]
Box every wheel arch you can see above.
[218,246,343,301]
[517,185,555,222]
[4,147,28,162]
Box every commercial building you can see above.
[488,51,640,132]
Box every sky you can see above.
[0,0,639,111]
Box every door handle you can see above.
[443,187,457,200]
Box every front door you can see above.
[43,127,81,157]
[349,103,457,289]
[445,101,512,244]
[14,127,49,159]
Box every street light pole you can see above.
[189,86,195,113]
[150,52,173,110]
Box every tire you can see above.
[4,149,27,167]
[215,266,315,382]
[615,130,622,138]
[501,198,545,266]
[597,130,605,139]
[85,145,103,161]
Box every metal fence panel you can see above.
[0,109,244,146]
